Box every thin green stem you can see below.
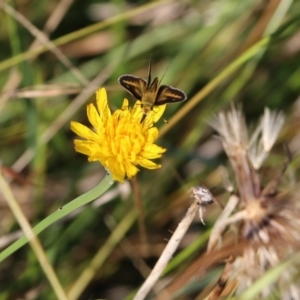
[0,172,114,263]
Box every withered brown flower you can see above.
[208,107,300,299]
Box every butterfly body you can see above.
[118,61,187,115]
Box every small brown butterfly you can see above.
[118,61,187,115]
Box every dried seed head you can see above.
[208,107,300,298]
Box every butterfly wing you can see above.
[118,75,147,100]
[155,85,187,105]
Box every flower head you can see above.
[71,88,166,182]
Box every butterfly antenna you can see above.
[147,57,152,88]
[158,59,173,85]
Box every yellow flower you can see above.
[71,88,167,182]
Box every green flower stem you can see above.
[0,172,114,263]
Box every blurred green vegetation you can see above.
[1,0,300,299]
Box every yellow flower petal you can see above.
[71,122,100,142]
[138,159,161,169]
[131,101,143,121]
[140,144,166,159]
[144,127,159,143]
[121,98,129,111]
[96,88,111,123]
[147,104,167,123]
[105,158,125,183]
[87,104,101,129]
[74,140,94,156]
[125,162,139,179]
